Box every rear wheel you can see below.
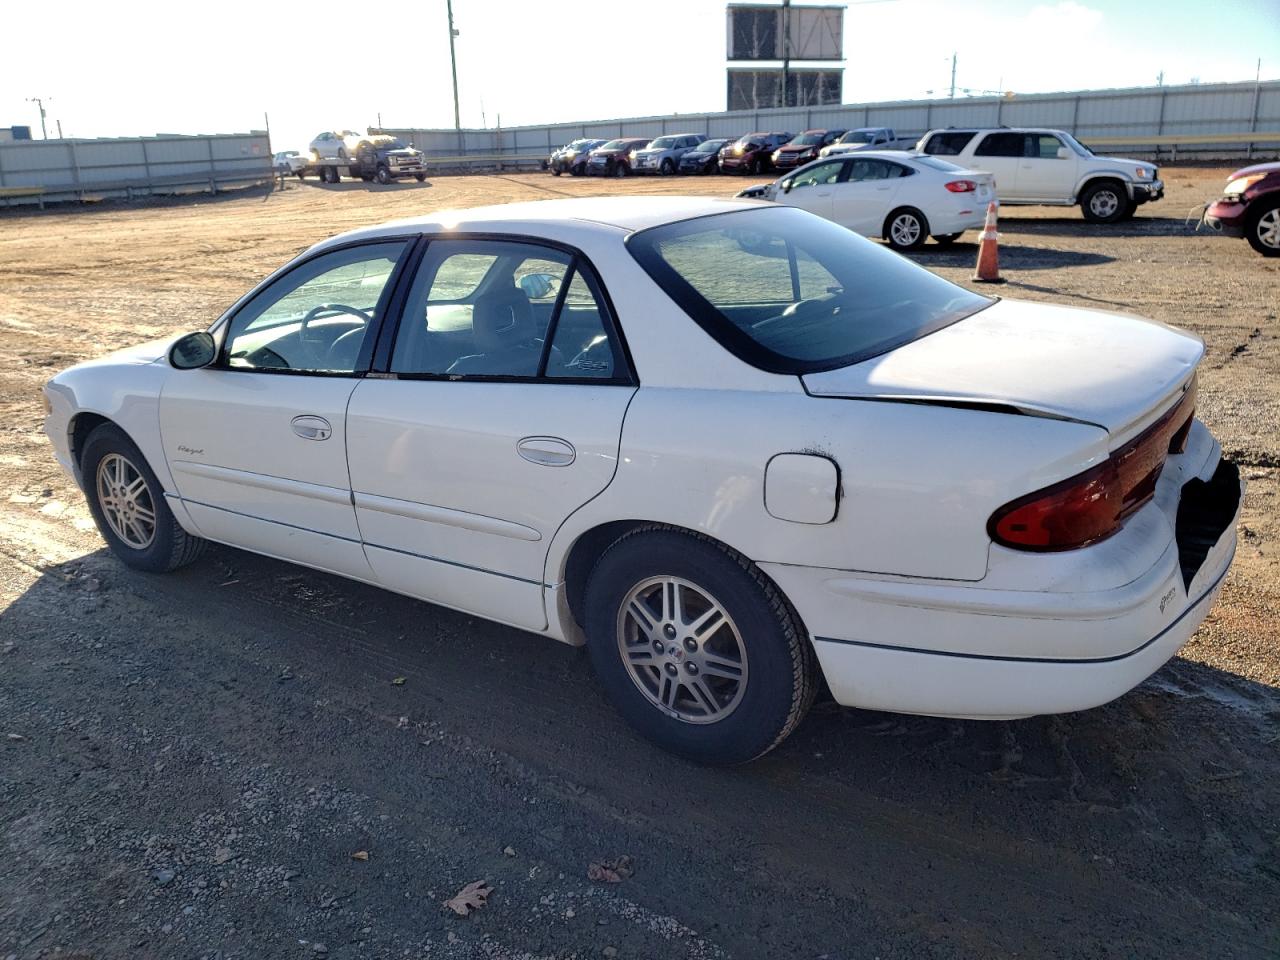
[81,424,206,573]
[1245,200,1280,257]
[1080,180,1132,224]
[584,527,817,765]
[885,207,930,251]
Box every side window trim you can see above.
[536,255,576,378]
[216,236,417,378]
[373,232,638,387]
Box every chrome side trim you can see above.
[170,460,352,506]
[353,491,542,542]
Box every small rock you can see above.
[312,944,328,955]
[161,924,173,935]
[213,847,233,865]
[81,577,101,593]
[6,733,25,742]
[603,948,618,958]
[502,846,516,857]
[183,906,195,916]
[153,868,176,886]
[565,908,575,919]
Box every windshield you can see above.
[912,156,967,172]
[840,130,875,144]
[1059,132,1093,156]
[627,207,992,374]
[791,133,824,146]
[650,137,677,149]
[599,140,625,151]
[696,140,728,153]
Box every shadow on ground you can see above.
[2,543,1278,959]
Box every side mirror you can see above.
[518,273,558,300]
[169,331,217,370]
[1057,146,1071,159]
[781,179,793,194]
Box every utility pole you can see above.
[26,97,49,139]
[781,0,792,107]
[949,53,957,99]
[446,0,462,153]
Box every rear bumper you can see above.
[1203,199,1247,237]
[764,423,1243,719]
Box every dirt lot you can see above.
[1,169,1278,959]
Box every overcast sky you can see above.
[2,0,1275,153]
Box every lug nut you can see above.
[683,638,697,653]
[663,624,677,639]
[685,662,699,674]
[664,663,678,677]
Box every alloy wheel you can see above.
[96,453,156,549]
[890,213,922,247]
[616,576,748,724]
[1256,208,1280,249]
[1090,189,1120,219]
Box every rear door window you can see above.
[974,133,1025,157]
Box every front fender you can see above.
[1073,169,1138,201]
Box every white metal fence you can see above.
[0,132,272,207]
[383,79,1280,168]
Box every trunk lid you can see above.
[801,298,1203,440]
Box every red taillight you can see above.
[945,179,977,193]
[989,382,1197,552]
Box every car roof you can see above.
[322,196,762,247]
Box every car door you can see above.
[829,158,906,235]
[159,239,413,580]
[345,238,637,631]
[1016,133,1079,200]
[777,158,847,221]
[970,132,1026,199]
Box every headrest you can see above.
[472,287,535,352]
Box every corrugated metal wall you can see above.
[0,133,271,206]
[384,79,1280,164]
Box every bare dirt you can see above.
[1,169,1278,959]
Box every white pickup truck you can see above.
[819,127,918,158]
[917,127,1163,223]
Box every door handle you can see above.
[291,415,332,441]
[517,436,575,467]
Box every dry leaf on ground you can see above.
[587,855,634,883]
[351,850,370,862]
[391,677,406,686]
[444,879,492,916]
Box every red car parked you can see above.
[1203,161,1280,257]
[770,129,847,171]
[718,132,793,175]
[585,138,652,178]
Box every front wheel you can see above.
[1080,181,1132,224]
[570,163,585,177]
[1245,201,1280,257]
[932,232,963,246]
[81,424,206,573]
[552,167,562,176]
[375,165,392,185]
[660,158,675,176]
[885,207,930,251]
[614,162,628,178]
[584,528,817,765]
[414,173,426,183]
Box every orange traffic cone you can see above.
[972,201,1006,284]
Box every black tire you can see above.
[884,207,930,251]
[1080,180,1132,224]
[583,527,817,765]
[1244,199,1280,257]
[570,163,585,177]
[552,168,562,176]
[295,170,305,180]
[414,173,426,183]
[932,232,963,246]
[375,165,392,185]
[80,423,206,574]
[749,157,762,175]
[660,158,675,176]
[614,162,628,178]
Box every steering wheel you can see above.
[299,303,370,364]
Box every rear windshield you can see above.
[627,207,992,374]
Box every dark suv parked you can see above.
[1204,161,1280,257]
[679,138,737,174]
[586,138,652,177]
[549,139,606,176]
[770,129,846,171]
[718,132,793,175]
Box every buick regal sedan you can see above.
[44,197,1243,764]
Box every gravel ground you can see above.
[1,168,1278,959]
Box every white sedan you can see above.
[43,197,1243,764]
[738,151,995,250]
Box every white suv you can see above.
[917,127,1163,223]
